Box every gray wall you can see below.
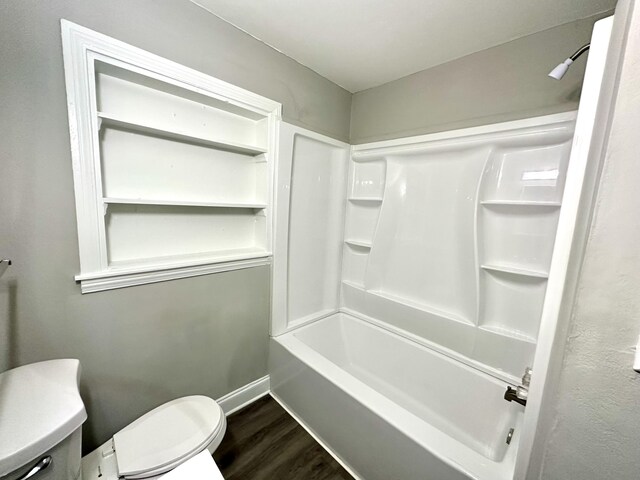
[537,1,640,478]
[350,13,611,144]
[0,0,350,452]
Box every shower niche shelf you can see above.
[480,264,549,279]
[480,206,560,274]
[475,137,572,348]
[348,197,384,203]
[341,157,386,289]
[344,239,372,249]
[350,160,386,198]
[478,269,548,343]
[480,200,561,207]
[63,23,281,292]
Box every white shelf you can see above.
[345,239,372,249]
[481,264,549,279]
[102,197,267,209]
[481,200,561,207]
[97,111,268,157]
[348,197,383,203]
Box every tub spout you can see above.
[504,386,527,406]
[504,367,531,406]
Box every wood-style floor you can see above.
[213,395,353,480]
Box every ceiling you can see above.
[191,0,615,93]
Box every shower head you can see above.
[548,43,590,80]
[548,59,574,80]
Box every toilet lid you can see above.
[113,396,223,478]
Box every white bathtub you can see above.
[269,312,523,480]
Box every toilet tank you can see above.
[0,360,87,480]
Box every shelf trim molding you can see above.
[76,255,272,293]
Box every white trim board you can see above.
[216,375,270,416]
[352,111,577,152]
[513,15,615,479]
[76,257,271,294]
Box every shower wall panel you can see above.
[271,123,350,334]
[343,114,575,380]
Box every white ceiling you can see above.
[191,0,615,92]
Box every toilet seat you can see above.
[113,396,225,479]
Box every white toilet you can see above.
[0,359,227,480]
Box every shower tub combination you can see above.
[269,16,611,479]
[271,113,576,479]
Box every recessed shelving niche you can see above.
[62,22,281,292]
[480,204,560,274]
[340,158,387,289]
[105,203,267,263]
[476,136,572,349]
[350,160,386,199]
[478,270,547,342]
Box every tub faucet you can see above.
[504,367,532,407]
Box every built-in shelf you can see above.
[481,264,549,279]
[102,197,267,209]
[65,24,281,294]
[97,111,268,156]
[345,239,372,249]
[479,325,537,344]
[480,200,561,207]
[348,197,383,203]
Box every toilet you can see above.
[82,395,227,479]
[0,359,226,480]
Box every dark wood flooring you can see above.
[213,395,353,480]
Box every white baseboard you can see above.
[216,375,270,416]
[270,392,362,480]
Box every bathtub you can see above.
[269,312,523,480]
